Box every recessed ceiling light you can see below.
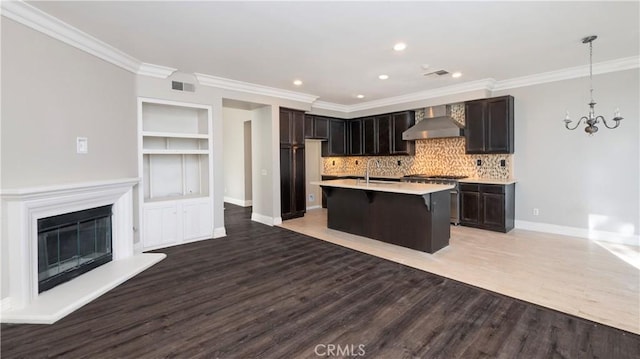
[356,94,365,99]
[451,72,462,78]
[293,79,303,86]
[393,42,407,51]
[378,74,389,80]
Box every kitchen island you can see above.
[311,179,453,253]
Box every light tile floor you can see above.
[280,209,640,334]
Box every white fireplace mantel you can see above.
[1,178,165,324]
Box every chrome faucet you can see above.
[365,158,380,184]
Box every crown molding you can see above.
[137,63,177,79]
[493,55,640,91]
[311,101,352,113]
[314,56,639,113]
[3,0,637,113]
[1,0,141,73]
[318,79,495,114]
[194,73,319,104]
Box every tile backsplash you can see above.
[322,137,513,179]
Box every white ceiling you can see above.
[29,1,640,106]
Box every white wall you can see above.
[244,121,252,201]
[494,69,639,238]
[305,140,322,209]
[1,18,137,299]
[137,73,310,230]
[251,106,276,223]
[222,107,252,206]
[0,19,137,188]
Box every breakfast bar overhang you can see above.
[312,179,453,253]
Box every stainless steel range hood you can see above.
[402,105,463,140]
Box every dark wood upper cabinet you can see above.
[280,109,292,145]
[281,108,305,145]
[485,97,512,153]
[464,101,485,153]
[314,117,329,139]
[390,111,415,155]
[315,110,414,157]
[304,115,314,139]
[348,119,363,155]
[292,110,305,145]
[362,117,377,155]
[304,115,329,140]
[465,95,514,154]
[376,114,391,155]
[322,119,347,156]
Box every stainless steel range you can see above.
[401,174,468,225]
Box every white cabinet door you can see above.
[182,200,213,241]
[143,203,179,248]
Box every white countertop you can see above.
[459,178,518,185]
[311,179,453,195]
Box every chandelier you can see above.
[563,35,623,134]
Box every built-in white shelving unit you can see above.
[138,98,214,250]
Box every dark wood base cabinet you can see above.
[322,186,450,253]
[280,145,305,220]
[460,183,515,232]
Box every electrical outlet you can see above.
[476,159,482,166]
[332,160,335,165]
[355,160,358,165]
[533,208,539,216]
[500,159,506,167]
[397,160,401,166]
[309,194,315,202]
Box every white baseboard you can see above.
[251,212,275,226]
[213,227,227,238]
[515,220,640,246]
[224,197,252,207]
[273,217,283,225]
[0,297,14,312]
[133,240,143,254]
[306,205,321,210]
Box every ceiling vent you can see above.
[423,70,449,77]
[172,81,195,92]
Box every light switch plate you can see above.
[76,137,88,154]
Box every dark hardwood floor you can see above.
[2,204,639,358]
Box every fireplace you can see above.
[1,178,143,320]
[37,205,113,293]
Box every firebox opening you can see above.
[37,205,113,293]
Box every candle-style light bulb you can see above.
[564,111,570,121]
[614,108,621,118]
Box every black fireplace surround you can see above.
[37,205,113,293]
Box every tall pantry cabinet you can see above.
[137,98,214,250]
[280,108,306,220]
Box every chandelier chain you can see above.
[589,39,594,104]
